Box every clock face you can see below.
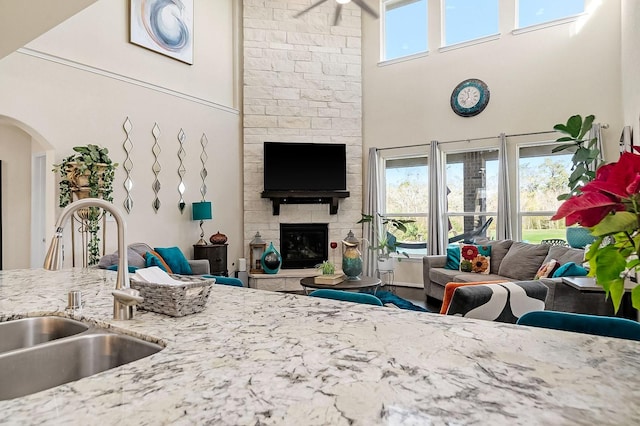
[451,79,490,117]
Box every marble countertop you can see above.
[1,268,639,425]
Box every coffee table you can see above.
[299,276,382,295]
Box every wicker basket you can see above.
[130,275,215,317]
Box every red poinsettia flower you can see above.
[461,245,478,260]
[552,152,640,226]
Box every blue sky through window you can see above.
[444,0,498,46]
[384,0,586,61]
[384,0,427,60]
[518,0,585,28]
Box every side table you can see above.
[193,244,228,276]
[300,276,382,295]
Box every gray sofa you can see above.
[423,240,585,302]
[98,242,210,275]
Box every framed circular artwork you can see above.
[450,79,490,117]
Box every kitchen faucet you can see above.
[43,198,142,320]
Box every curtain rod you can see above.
[376,129,558,152]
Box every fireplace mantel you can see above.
[261,190,350,215]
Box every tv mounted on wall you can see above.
[263,142,347,191]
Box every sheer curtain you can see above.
[363,148,381,276]
[428,141,447,255]
[496,133,512,240]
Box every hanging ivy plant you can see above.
[53,144,118,265]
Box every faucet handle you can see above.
[112,289,144,307]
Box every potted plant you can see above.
[551,152,640,313]
[552,114,603,248]
[53,144,118,265]
[358,213,415,271]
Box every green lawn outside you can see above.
[522,229,566,244]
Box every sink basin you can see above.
[0,331,163,400]
[0,316,89,353]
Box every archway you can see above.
[0,115,55,269]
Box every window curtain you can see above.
[428,141,447,255]
[363,148,381,276]
[496,133,512,240]
[590,123,605,162]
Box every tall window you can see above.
[518,0,585,28]
[383,155,429,255]
[445,149,499,243]
[443,0,499,46]
[518,144,572,243]
[383,0,428,61]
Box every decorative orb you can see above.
[209,231,228,244]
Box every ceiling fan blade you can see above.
[352,0,379,19]
[333,4,342,26]
[294,0,330,18]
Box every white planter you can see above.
[377,257,395,272]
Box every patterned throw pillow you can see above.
[459,244,491,274]
[534,259,560,280]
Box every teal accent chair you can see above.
[203,275,243,287]
[308,289,383,306]
[517,311,640,341]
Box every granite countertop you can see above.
[1,268,639,425]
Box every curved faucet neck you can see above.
[44,198,129,290]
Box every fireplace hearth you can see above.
[280,223,328,269]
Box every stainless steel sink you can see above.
[0,319,163,400]
[0,316,89,353]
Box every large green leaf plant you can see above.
[552,114,603,200]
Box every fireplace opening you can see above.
[280,223,328,269]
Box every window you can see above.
[383,0,428,61]
[518,0,584,28]
[445,149,498,242]
[443,0,499,46]
[383,155,428,255]
[517,144,572,243]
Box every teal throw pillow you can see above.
[445,245,461,270]
[552,262,588,278]
[154,246,193,275]
[145,251,169,272]
[106,264,139,273]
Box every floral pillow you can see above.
[459,244,491,274]
[534,259,560,280]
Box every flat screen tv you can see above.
[263,142,347,191]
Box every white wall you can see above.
[0,0,242,271]
[0,125,32,269]
[361,0,626,287]
[362,0,623,160]
[621,0,640,141]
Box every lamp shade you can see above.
[192,201,212,221]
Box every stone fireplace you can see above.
[242,1,363,292]
[280,223,328,269]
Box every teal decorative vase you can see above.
[261,242,282,274]
[566,226,595,249]
[342,230,362,280]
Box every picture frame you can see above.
[129,0,194,65]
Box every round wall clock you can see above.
[450,79,490,117]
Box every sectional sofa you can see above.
[421,240,617,315]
